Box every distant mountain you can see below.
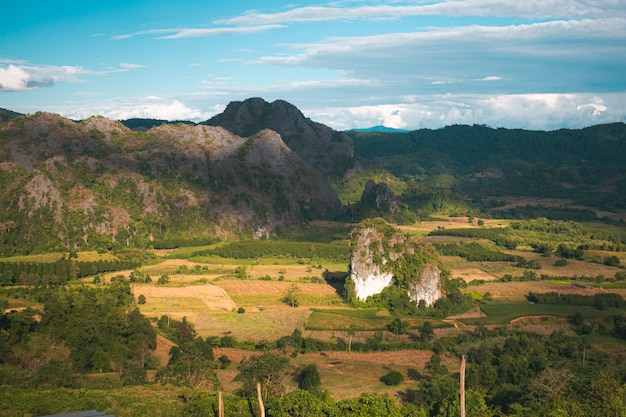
[346,122,626,216]
[0,108,23,125]
[121,118,196,131]
[350,125,410,133]
[0,111,341,255]
[203,97,354,177]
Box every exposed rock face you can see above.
[360,180,401,214]
[408,262,442,307]
[350,225,394,301]
[203,97,354,177]
[349,220,443,306]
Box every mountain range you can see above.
[1,98,625,256]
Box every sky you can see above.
[1,0,625,131]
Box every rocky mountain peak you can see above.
[203,97,354,177]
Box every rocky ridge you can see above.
[203,97,355,177]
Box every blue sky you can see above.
[1,0,625,130]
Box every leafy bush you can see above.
[296,364,321,391]
[380,370,404,386]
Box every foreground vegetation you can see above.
[1,217,626,416]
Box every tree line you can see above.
[0,259,140,286]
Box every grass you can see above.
[0,253,66,263]
[463,302,625,325]
[138,296,211,315]
[194,308,313,341]
[305,308,441,331]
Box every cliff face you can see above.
[349,220,443,306]
[349,225,394,301]
[408,262,442,307]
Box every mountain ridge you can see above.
[0,109,341,255]
[202,97,355,177]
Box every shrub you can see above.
[137,294,146,305]
[237,307,246,314]
[297,364,322,391]
[218,355,232,369]
[380,370,404,386]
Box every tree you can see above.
[421,321,434,341]
[435,389,492,417]
[381,370,404,386]
[604,255,620,267]
[388,318,410,335]
[268,389,332,417]
[296,364,321,391]
[347,324,356,353]
[235,352,290,398]
[283,284,301,307]
[137,294,147,305]
[156,336,217,388]
[336,393,404,417]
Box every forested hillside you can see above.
[346,123,626,218]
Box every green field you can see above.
[465,302,624,325]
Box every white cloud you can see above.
[111,24,284,40]
[59,98,212,122]
[259,18,626,67]
[303,93,626,131]
[254,17,626,100]
[0,63,89,91]
[216,1,623,26]
[478,76,503,81]
[119,62,146,70]
[0,65,33,91]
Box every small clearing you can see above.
[133,283,236,311]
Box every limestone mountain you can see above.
[347,219,444,307]
[0,111,340,255]
[202,97,355,177]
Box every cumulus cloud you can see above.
[0,63,89,91]
[60,97,212,122]
[303,93,626,131]
[0,65,33,91]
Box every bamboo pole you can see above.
[460,355,466,417]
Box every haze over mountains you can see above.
[0,97,625,256]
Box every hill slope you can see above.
[0,112,340,255]
[347,123,626,214]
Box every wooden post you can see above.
[460,355,466,417]
[218,391,224,417]
[256,382,265,417]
